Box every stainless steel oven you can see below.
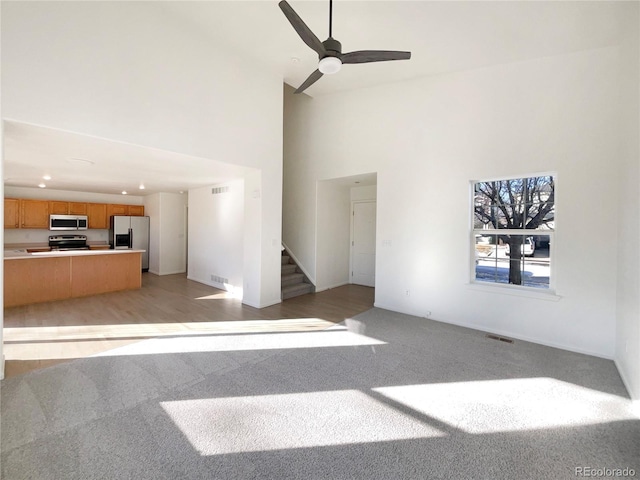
[48,235,90,250]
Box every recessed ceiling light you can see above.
[43,175,51,180]
[139,184,145,190]
[38,183,46,188]
[67,157,95,166]
[122,191,127,195]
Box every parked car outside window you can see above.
[505,237,535,257]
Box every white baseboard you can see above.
[372,302,613,360]
[315,281,348,293]
[243,297,282,309]
[1,354,5,380]
[186,275,229,291]
[615,358,640,404]
[149,269,186,276]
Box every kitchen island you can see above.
[4,249,145,307]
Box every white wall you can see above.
[146,192,187,276]
[4,186,144,205]
[284,46,624,359]
[145,194,161,275]
[351,185,377,203]
[158,193,187,275]
[2,2,283,309]
[316,180,351,291]
[615,2,640,401]
[188,181,244,295]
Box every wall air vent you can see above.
[210,274,229,284]
[211,186,230,195]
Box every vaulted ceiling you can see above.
[2,1,628,196]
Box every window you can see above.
[472,175,554,290]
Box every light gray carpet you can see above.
[2,308,639,479]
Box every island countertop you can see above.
[4,249,146,260]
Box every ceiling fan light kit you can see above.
[318,56,342,74]
[279,0,411,94]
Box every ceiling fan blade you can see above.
[279,1,326,57]
[341,50,411,64]
[295,69,324,94]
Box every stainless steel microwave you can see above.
[49,215,88,231]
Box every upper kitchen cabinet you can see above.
[128,205,145,216]
[21,199,50,228]
[49,201,69,215]
[107,204,128,218]
[69,202,88,215]
[4,198,20,229]
[48,201,87,215]
[87,203,108,229]
[106,204,144,217]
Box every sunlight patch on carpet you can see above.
[373,378,637,434]
[161,390,446,455]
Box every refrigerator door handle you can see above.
[128,227,133,249]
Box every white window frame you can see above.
[470,173,556,295]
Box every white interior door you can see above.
[351,201,376,287]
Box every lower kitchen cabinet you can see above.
[4,251,142,307]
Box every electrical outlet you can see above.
[405,290,410,297]
[425,311,431,318]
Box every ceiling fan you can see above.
[279,0,411,94]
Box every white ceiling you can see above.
[3,1,627,197]
[3,121,250,196]
[162,0,624,97]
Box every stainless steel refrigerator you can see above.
[109,216,150,271]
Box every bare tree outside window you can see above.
[473,176,554,287]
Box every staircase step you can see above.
[281,255,290,265]
[281,263,297,275]
[282,282,314,300]
[281,272,304,287]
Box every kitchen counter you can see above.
[4,249,144,307]
[4,248,145,259]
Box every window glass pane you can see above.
[473,176,554,231]
[475,234,509,284]
[474,234,550,289]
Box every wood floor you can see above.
[3,273,375,378]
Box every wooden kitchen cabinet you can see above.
[4,199,20,229]
[128,205,144,216]
[87,203,108,229]
[21,200,50,229]
[107,204,128,218]
[48,201,87,215]
[69,202,88,215]
[49,201,69,215]
[5,197,141,229]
